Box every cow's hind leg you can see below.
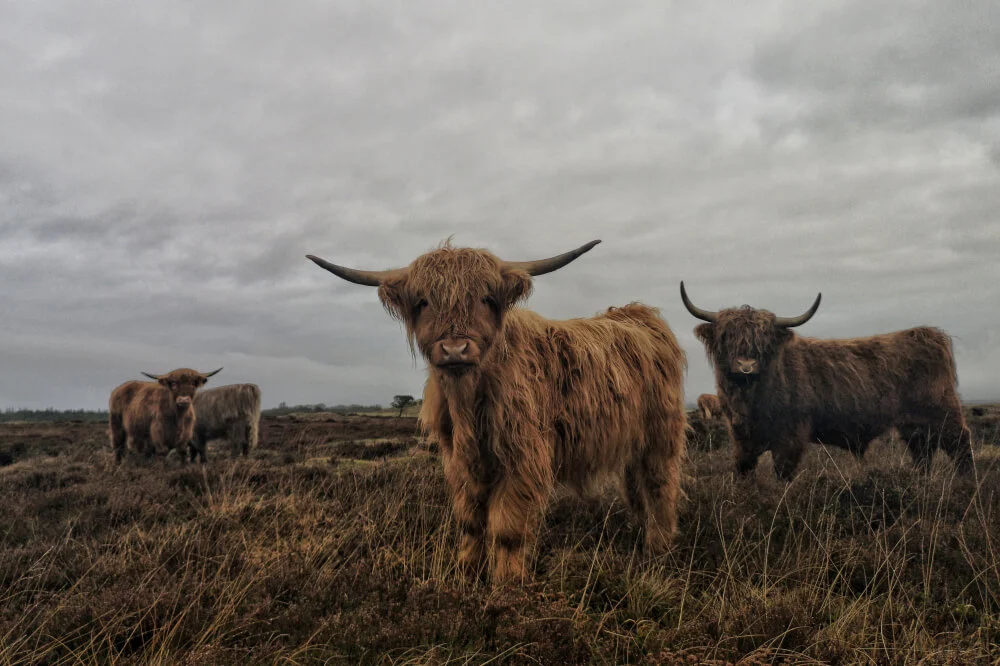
[637,449,681,557]
[899,425,933,473]
[486,470,550,584]
[936,410,974,475]
[634,415,685,557]
[228,423,248,458]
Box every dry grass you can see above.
[0,410,998,665]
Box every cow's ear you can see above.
[775,327,794,345]
[157,377,171,387]
[499,268,533,308]
[377,275,409,321]
[196,376,208,387]
[694,323,715,346]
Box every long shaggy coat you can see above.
[109,369,210,462]
[308,242,689,583]
[695,307,973,478]
[417,300,688,582]
[188,383,262,462]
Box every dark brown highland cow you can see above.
[109,368,222,463]
[697,393,722,421]
[308,241,688,583]
[681,282,973,479]
[187,383,262,462]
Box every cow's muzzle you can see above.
[431,338,481,372]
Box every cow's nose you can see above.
[440,341,470,362]
[177,396,192,405]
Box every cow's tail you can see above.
[247,385,262,451]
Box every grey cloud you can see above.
[0,0,997,409]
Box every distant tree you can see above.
[391,394,416,417]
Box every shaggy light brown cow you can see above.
[109,367,222,463]
[188,383,262,462]
[696,393,722,421]
[681,282,973,479]
[308,240,688,583]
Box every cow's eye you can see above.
[413,299,428,316]
[170,382,178,390]
[482,295,499,313]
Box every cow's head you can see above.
[141,367,223,410]
[307,240,600,377]
[680,282,821,382]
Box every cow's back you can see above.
[758,326,960,428]
[109,381,151,414]
[193,384,261,436]
[496,304,687,487]
[117,382,163,433]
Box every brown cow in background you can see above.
[109,367,222,463]
[697,393,722,421]
[308,240,688,584]
[188,383,261,462]
[681,282,973,480]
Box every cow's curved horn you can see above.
[201,367,223,378]
[680,281,719,323]
[503,239,601,276]
[306,255,404,287]
[774,293,822,328]
[141,372,161,380]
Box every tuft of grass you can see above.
[0,413,997,664]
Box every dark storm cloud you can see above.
[0,0,997,410]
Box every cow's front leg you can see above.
[486,470,550,584]
[441,447,489,576]
[734,441,760,477]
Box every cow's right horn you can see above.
[141,372,161,380]
[774,293,822,328]
[305,255,404,287]
[503,239,601,276]
[201,367,224,378]
[680,281,719,323]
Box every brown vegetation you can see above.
[682,284,973,480]
[0,410,998,664]
[308,241,688,583]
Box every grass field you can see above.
[1,407,998,665]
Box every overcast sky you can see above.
[1,0,998,410]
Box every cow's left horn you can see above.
[306,255,404,287]
[680,281,719,323]
[774,293,822,328]
[141,372,161,380]
[503,239,601,276]
[201,367,223,378]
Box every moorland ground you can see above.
[1,406,998,665]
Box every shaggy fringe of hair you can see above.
[379,242,532,358]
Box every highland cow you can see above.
[188,383,262,463]
[681,282,973,479]
[697,393,722,421]
[307,240,688,583]
[109,367,222,463]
